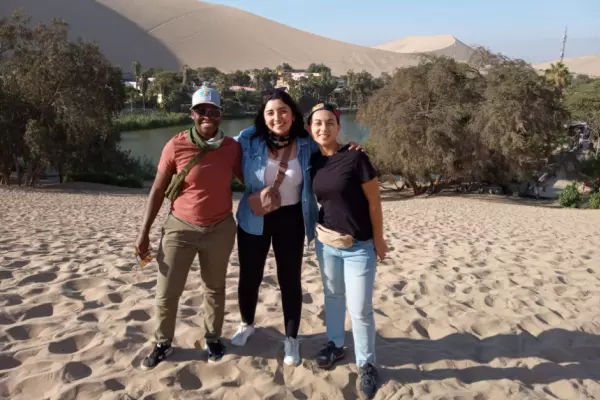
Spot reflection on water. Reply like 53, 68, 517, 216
120, 113, 369, 164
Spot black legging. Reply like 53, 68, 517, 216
237, 202, 305, 338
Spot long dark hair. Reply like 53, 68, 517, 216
252, 89, 308, 151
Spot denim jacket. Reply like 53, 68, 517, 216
234, 126, 319, 243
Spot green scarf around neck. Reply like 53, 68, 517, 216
188, 126, 225, 150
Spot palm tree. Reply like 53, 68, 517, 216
139, 72, 149, 109
544, 62, 571, 91
132, 60, 142, 83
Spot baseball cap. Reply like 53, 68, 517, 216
190, 84, 222, 110
307, 103, 340, 124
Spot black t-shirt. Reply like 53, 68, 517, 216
310, 145, 377, 241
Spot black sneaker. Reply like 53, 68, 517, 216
140, 341, 173, 370
205, 340, 225, 362
314, 341, 345, 369
359, 363, 378, 399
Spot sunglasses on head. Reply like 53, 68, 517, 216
192, 107, 222, 118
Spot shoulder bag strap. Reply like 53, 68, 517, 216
271, 144, 294, 190
180, 148, 208, 178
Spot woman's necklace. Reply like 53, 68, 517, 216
268, 131, 292, 149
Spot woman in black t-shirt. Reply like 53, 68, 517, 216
307, 103, 387, 399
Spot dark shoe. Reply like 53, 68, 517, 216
314, 341, 345, 369
205, 340, 225, 362
359, 363, 378, 399
140, 341, 173, 370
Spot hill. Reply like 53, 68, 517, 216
0, 0, 421, 76
534, 55, 600, 77
374, 34, 473, 61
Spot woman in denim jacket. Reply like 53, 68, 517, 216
231, 90, 359, 366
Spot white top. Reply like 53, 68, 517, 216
264, 158, 303, 206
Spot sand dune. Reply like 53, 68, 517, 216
374, 34, 473, 61
1, 184, 600, 399
0, 0, 421, 76
534, 55, 600, 78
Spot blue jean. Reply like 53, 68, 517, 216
315, 238, 377, 367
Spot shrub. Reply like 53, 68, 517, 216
581, 155, 600, 177
558, 182, 583, 208
590, 192, 600, 209
118, 112, 190, 131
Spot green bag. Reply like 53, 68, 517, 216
164, 149, 207, 202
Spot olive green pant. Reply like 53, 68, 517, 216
154, 213, 236, 344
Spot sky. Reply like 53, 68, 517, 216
206, 0, 600, 63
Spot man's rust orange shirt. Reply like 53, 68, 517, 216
157, 131, 242, 226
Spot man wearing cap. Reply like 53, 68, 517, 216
136, 85, 243, 369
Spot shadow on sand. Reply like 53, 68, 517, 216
151, 326, 600, 395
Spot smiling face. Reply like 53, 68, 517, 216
264, 99, 293, 136
309, 110, 341, 147
191, 104, 222, 138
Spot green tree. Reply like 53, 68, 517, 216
358, 57, 483, 194
132, 60, 142, 83
358, 54, 568, 194
215, 73, 230, 95
229, 70, 251, 87
544, 61, 572, 91
565, 80, 600, 151
473, 59, 569, 184
196, 67, 222, 83
307, 63, 331, 74
1, 11, 125, 185
276, 63, 293, 72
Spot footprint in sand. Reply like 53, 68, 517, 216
18, 272, 58, 286
104, 378, 126, 392
393, 280, 407, 292
0, 270, 13, 280
82, 300, 104, 311
61, 361, 92, 383
183, 294, 204, 307
302, 293, 313, 304
4, 260, 30, 269
22, 303, 53, 321
7, 322, 55, 341
77, 312, 99, 323
411, 319, 430, 339
107, 293, 123, 304
0, 294, 23, 307
48, 331, 98, 354
62, 277, 107, 292
179, 308, 197, 318
0, 354, 21, 370
124, 309, 151, 322
174, 365, 203, 390
142, 391, 177, 400
554, 286, 568, 296
134, 280, 156, 290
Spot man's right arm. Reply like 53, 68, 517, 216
139, 170, 171, 237
136, 140, 175, 252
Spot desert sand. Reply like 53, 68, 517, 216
0, 0, 423, 76
374, 35, 474, 62
1, 184, 600, 400
534, 55, 600, 78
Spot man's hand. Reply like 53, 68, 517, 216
135, 232, 150, 256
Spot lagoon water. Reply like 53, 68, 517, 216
120, 113, 369, 164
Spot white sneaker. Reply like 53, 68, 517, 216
283, 337, 301, 366
231, 323, 255, 347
